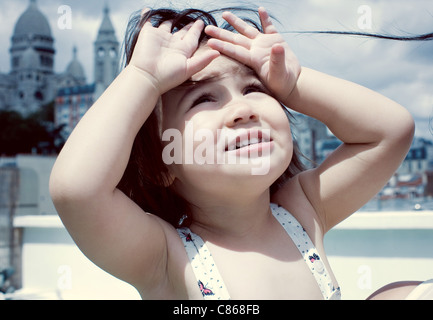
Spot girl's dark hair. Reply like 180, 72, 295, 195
117, 7, 305, 228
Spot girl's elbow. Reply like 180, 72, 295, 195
49, 168, 91, 208
49, 171, 77, 207
397, 108, 415, 143
387, 106, 415, 150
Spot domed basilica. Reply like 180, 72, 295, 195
0, 0, 119, 135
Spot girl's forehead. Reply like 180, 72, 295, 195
191, 53, 256, 83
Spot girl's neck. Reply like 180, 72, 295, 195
188, 190, 272, 243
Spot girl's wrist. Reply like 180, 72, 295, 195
278, 67, 303, 109
124, 64, 163, 96
96, 65, 161, 123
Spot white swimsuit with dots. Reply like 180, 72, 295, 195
177, 203, 341, 300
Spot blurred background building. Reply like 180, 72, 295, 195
0, 0, 119, 141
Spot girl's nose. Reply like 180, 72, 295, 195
225, 101, 259, 127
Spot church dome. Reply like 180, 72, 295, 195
66, 60, 85, 80
13, 0, 52, 38
65, 47, 86, 84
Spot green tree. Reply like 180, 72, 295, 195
0, 102, 65, 156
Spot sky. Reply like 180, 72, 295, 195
1, 0, 432, 139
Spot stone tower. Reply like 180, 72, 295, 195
94, 4, 119, 90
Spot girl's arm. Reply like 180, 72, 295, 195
50, 66, 163, 289
49, 19, 218, 291
206, 8, 414, 233
285, 67, 414, 232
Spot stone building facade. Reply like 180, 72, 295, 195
0, 0, 120, 135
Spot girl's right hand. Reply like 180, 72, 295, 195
129, 14, 219, 95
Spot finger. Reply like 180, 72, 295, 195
222, 11, 261, 39
159, 20, 173, 32
139, 20, 155, 35
142, 20, 153, 29
186, 49, 220, 76
268, 44, 287, 84
258, 7, 278, 34
173, 21, 195, 39
207, 38, 251, 65
182, 19, 205, 43
205, 25, 251, 49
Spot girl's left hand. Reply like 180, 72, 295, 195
205, 7, 300, 104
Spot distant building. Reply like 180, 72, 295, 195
398, 137, 433, 175
293, 115, 433, 200
54, 4, 120, 139
316, 138, 342, 163
58, 46, 87, 88
292, 113, 334, 167
378, 138, 433, 199
0, 0, 119, 139
55, 84, 96, 138
0, 0, 56, 115
94, 5, 120, 90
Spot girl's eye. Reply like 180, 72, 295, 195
190, 94, 215, 108
243, 83, 266, 95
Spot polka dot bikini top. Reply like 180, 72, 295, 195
177, 203, 341, 300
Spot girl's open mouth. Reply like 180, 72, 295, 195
225, 129, 273, 156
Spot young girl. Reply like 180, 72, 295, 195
49, 7, 418, 299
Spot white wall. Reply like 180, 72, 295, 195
16, 155, 57, 216
14, 216, 140, 300
325, 211, 433, 299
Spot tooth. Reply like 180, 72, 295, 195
228, 144, 236, 151
249, 138, 259, 145
240, 139, 249, 147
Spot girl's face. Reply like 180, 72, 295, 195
160, 46, 293, 201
